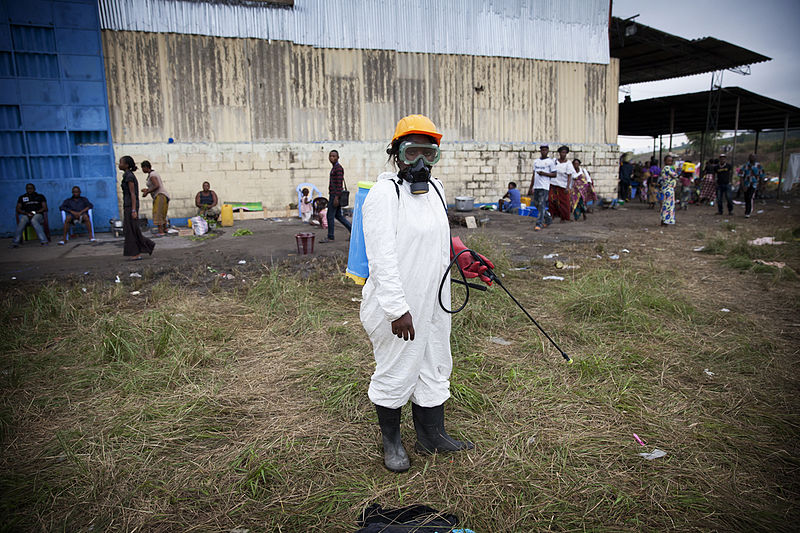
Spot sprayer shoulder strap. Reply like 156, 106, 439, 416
392, 178, 448, 213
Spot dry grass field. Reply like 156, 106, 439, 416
1, 210, 799, 531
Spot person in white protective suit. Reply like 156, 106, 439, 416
360, 115, 493, 472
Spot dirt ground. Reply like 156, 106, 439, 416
2, 197, 798, 285
4, 196, 799, 354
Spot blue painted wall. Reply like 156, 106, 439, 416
0, 0, 117, 237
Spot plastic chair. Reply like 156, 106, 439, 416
61, 208, 95, 241
296, 183, 321, 218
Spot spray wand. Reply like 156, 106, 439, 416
440, 248, 573, 364
428, 183, 571, 363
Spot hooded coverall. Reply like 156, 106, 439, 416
360, 172, 451, 409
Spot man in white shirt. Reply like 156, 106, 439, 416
550, 145, 578, 222
528, 144, 555, 230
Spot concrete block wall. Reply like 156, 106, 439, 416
114, 141, 619, 219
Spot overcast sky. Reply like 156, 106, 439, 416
612, 0, 800, 153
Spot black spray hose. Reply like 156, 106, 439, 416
428, 180, 572, 363
437, 247, 573, 365
431, 181, 487, 315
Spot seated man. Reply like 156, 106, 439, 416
195, 181, 220, 219
59, 186, 95, 244
498, 181, 522, 214
11, 183, 48, 247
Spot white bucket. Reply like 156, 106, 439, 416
455, 196, 474, 212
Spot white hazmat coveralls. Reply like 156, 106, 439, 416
360, 172, 452, 409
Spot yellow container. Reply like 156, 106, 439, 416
220, 204, 234, 227
520, 196, 531, 207
187, 218, 192, 227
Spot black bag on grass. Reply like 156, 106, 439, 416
356, 503, 460, 532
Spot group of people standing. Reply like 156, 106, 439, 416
637, 152, 766, 227
700, 153, 765, 218
526, 144, 597, 230
118, 156, 223, 260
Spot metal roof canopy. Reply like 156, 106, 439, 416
610, 17, 770, 85
619, 87, 800, 137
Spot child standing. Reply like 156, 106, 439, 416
300, 187, 313, 223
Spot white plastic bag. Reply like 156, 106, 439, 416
191, 216, 208, 236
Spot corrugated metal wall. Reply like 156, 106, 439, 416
0, 0, 118, 236
103, 32, 619, 145
99, 0, 610, 65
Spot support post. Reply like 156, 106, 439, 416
700, 130, 706, 168
754, 130, 760, 155
778, 114, 789, 199
659, 134, 662, 164
731, 96, 740, 167
653, 137, 656, 161
669, 107, 674, 151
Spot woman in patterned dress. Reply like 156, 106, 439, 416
570, 159, 593, 220
658, 155, 678, 226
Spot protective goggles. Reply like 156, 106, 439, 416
398, 141, 440, 166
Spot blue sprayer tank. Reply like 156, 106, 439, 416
346, 181, 375, 285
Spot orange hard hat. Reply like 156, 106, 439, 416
391, 114, 442, 145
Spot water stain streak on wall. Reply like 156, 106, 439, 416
103, 31, 619, 146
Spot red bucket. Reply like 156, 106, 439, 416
295, 232, 315, 255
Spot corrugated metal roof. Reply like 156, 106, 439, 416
98, 0, 610, 64
619, 87, 800, 136
610, 17, 770, 85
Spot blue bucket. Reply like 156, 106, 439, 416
345, 181, 374, 285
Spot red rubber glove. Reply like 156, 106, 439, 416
451, 236, 495, 285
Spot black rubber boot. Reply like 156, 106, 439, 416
412, 403, 474, 455
374, 404, 410, 473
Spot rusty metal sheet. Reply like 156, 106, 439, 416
103, 32, 618, 145
429, 54, 473, 141
248, 39, 289, 141
102, 31, 164, 142
327, 76, 361, 141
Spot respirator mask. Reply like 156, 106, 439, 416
397, 141, 440, 194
